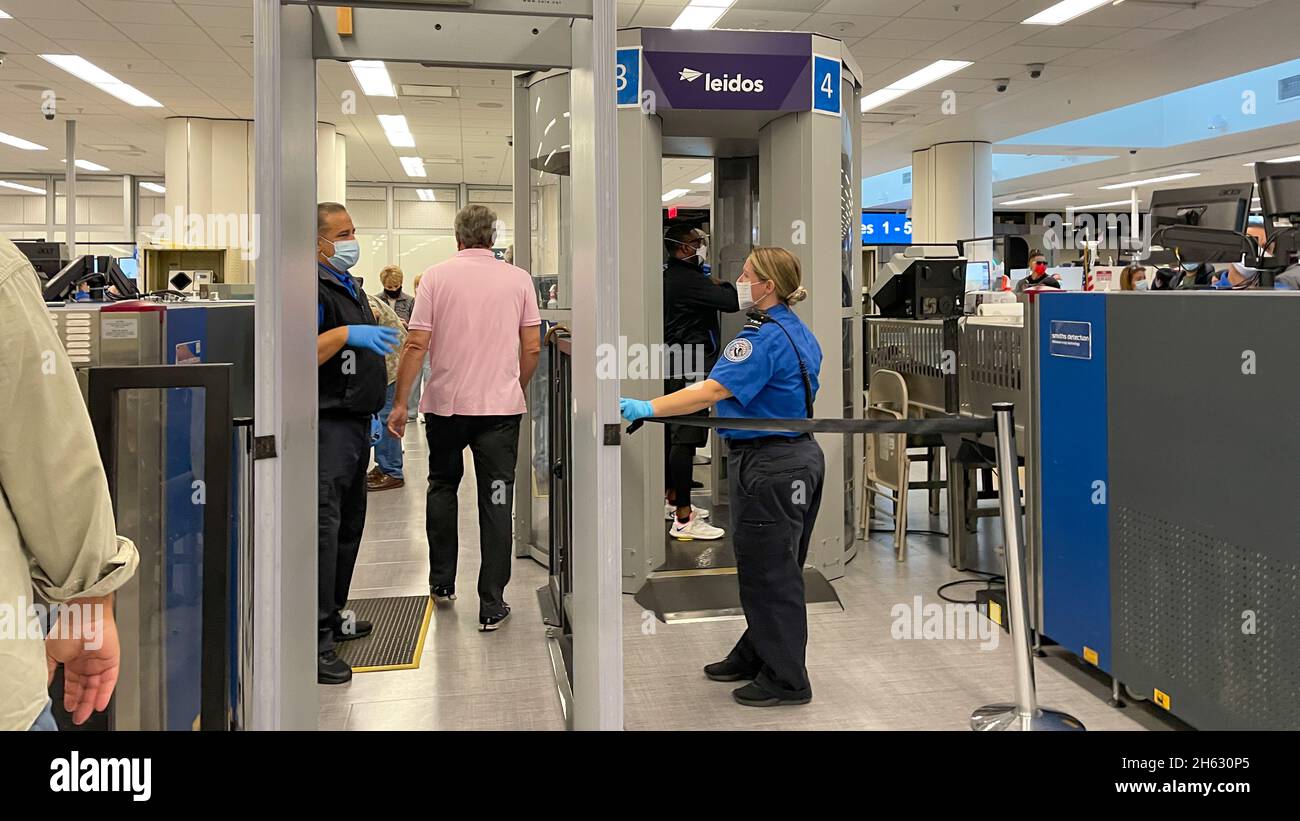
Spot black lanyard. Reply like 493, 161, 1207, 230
747, 309, 813, 419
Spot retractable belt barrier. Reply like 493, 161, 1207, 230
625, 402, 1084, 732
626, 415, 995, 436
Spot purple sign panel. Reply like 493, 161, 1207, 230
640, 28, 812, 112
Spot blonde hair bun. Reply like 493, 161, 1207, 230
786, 285, 809, 304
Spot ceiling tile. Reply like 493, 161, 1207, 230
904, 0, 1017, 20
24, 19, 123, 40
873, 17, 970, 40
982, 44, 1076, 63
1020, 25, 1126, 49
1149, 4, 1241, 29
0, 0, 96, 19
795, 13, 892, 39
718, 8, 813, 30
818, 0, 923, 14
116, 22, 218, 45
81, 0, 192, 24
852, 37, 936, 60
142, 42, 231, 60
177, 3, 251, 27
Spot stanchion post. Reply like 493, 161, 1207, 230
970, 403, 1084, 731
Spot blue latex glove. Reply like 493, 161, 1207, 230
347, 324, 400, 355
620, 397, 654, 423
369, 415, 383, 446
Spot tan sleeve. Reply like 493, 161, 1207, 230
0, 246, 139, 602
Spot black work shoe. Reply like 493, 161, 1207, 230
704, 659, 758, 682
318, 650, 352, 685
431, 586, 457, 605
333, 618, 372, 642
480, 606, 511, 632
731, 681, 811, 707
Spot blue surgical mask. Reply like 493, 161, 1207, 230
322, 237, 360, 271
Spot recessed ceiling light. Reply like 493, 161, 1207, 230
399, 84, 457, 98
999, 193, 1072, 206
861, 60, 972, 112
400, 156, 426, 177
691, 172, 712, 185
1098, 172, 1200, 190
1023, 0, 1112, 26
1069, 199, 1137, 210
662, 188, 690, 202
672, 0, 735, 31
140, 182, 165, 193
0, 131, 47, 151
0, 9, 10, 19
350, 60, 396, 97
1244, 154, 1300, 166
61, 158, 109, 172
40, 54, 162, 107
416, 188, 435, 201
0, 180, 47, 194
377, 114, 415, 147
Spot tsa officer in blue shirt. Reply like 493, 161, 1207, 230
621, 246, 825, 707
314, 202, 400, 684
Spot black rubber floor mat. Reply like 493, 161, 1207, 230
335, 596, 433, 672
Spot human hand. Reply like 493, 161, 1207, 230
387, 404, 408, 439
619, 397, 654, 423
45, 596, 120, 726
347, 324, 400, 355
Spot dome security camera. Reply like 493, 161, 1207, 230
1028, 63, 1044, 80
995, 78, 1010, 93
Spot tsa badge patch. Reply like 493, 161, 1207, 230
724, 338, 753, 363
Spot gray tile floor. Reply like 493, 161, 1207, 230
321, 428, 1175, 732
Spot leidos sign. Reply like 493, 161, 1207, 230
639, 28, 814, 112
679, 67, 767, 94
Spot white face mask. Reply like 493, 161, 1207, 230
737, 280, 754, 310
695, 243, 708, 264
1134, 279, 1149, 291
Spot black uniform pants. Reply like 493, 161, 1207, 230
318, 414, 371, 655
424, 413, 522, 620
724, 434, 825, 698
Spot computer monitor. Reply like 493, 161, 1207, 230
14, 240, 63, 279
1149, 183, 1253, 233
964, 261, 991, 292
117, 256, 139, 281
1255, 160, 1300, 222
42, 254, 140, 302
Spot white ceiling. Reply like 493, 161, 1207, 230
0, 0, 1290, 204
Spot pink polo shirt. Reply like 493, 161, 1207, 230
409, 248, 541, 416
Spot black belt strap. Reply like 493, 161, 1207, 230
627, 414, 995, 436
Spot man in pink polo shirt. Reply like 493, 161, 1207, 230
387, 204, 542, 632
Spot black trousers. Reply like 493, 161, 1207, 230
724, 434, 825, 698
318, 414, 371, 654
424, 413, 522, 620
662, 376, 708, 508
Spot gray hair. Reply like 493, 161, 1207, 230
455, 204, 497, 249
317, 201, 347, 233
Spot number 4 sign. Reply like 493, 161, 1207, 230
812, 54, 841, 117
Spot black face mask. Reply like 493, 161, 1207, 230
383, 287, 402, 299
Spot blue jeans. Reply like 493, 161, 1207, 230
29, 700, 57, 731
375, 382, 404, 479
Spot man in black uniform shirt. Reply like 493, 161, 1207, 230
662, 224, 740, 539
315, 202, 400, 683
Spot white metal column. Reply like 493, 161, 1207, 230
252, 0, 319, 730
568, 7, 622, 731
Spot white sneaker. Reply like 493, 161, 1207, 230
664, 502, 710, 520
669, 513, 725, 541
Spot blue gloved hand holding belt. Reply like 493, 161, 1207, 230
619, 397, 654, 423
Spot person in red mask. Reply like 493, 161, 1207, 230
1014, 250, 1061, 293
